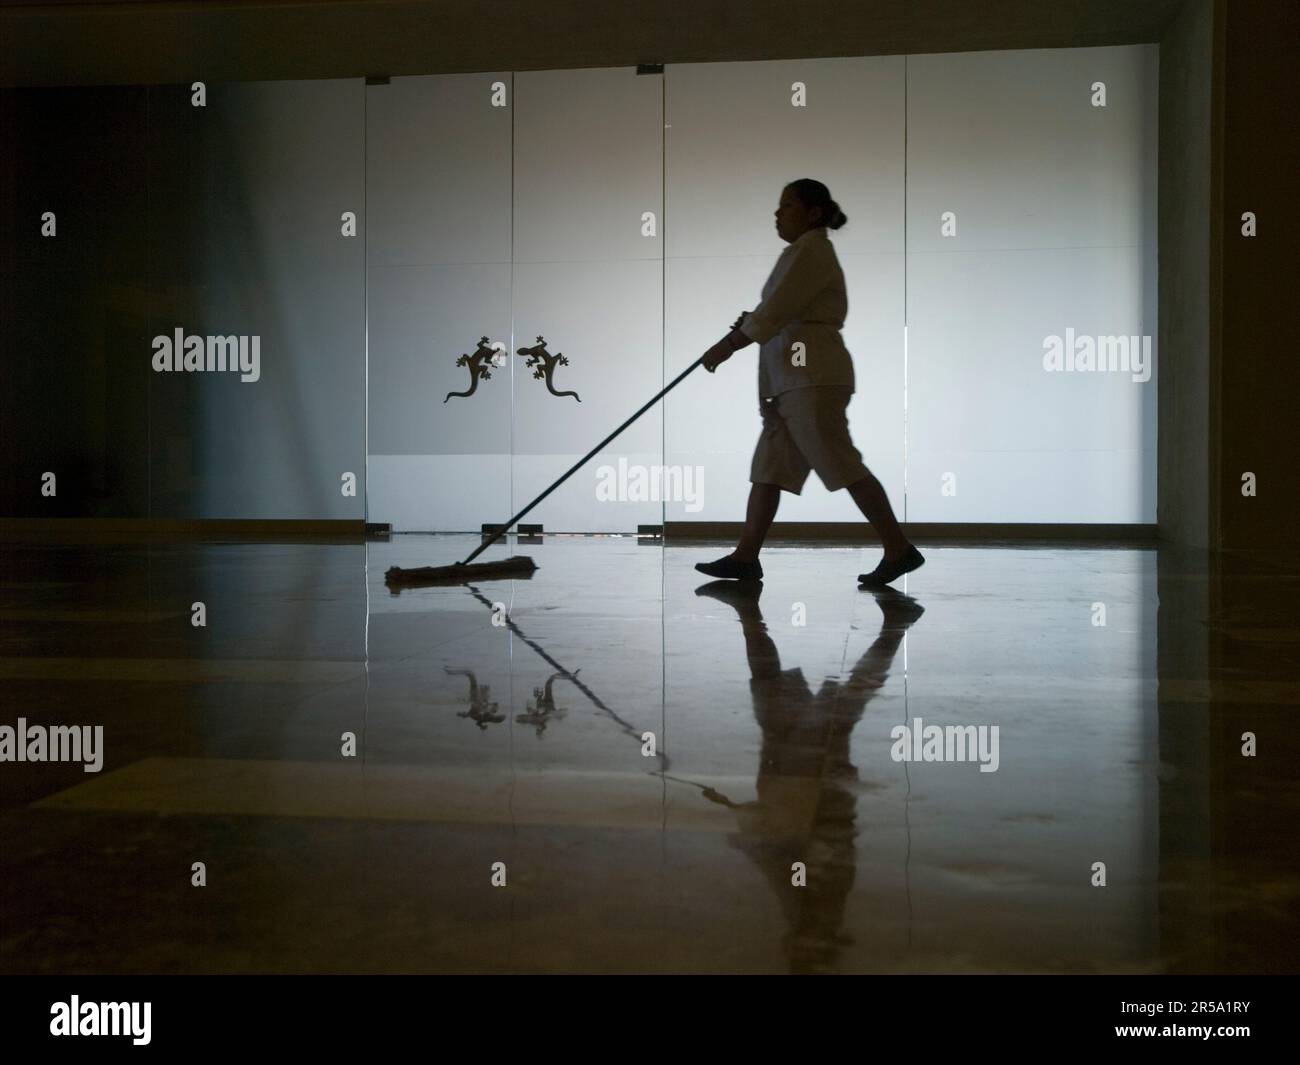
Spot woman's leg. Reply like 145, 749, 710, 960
780, 387, 911, 564
846, 471, 911, 561
733, 482, 782, 561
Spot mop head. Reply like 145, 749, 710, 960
384, 555, 538, 588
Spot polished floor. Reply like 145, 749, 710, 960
1, 534, 1297, 974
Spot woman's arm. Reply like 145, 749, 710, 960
702, 317, 754, 372
725, 323, 754, 352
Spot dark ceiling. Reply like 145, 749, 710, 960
1, 0, 1189, 88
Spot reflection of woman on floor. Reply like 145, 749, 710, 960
695, 580, 923, 973
698, 179, 925, 589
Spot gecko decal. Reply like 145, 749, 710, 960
517, 335, 581, 402
444, 336, 501, 403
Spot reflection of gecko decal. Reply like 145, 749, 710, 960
444, 336, 499, 403
517, 670, 575, 737
517, 336, 581, 402
445, 667, 506, 729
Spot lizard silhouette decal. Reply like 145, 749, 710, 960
444, 336, 503, 403
516, 335, 582, 402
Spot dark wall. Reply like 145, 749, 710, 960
0, 88, 154, 516
1217, 0, 1300, 551
1204, 0, 1300, 972
0, 81, 367, 520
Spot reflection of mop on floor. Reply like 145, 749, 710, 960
659, 773, 741, 808
459, 584, 651, 753
453, 583, 726, 795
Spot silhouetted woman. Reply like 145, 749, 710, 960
697, 179, 925, 588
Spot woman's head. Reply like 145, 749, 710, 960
775, 179, 848, 242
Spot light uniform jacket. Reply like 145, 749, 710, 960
740, 226, 856, 400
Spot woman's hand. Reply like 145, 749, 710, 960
702, 340, 733, 373
703, 314, 749, 373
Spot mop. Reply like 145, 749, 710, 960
385, 353, 707, 587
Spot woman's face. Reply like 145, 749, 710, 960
774, 187, 821, 243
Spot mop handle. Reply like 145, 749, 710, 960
460, 353, 708, 566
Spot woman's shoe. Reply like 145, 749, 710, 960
857, 545, 925, 588
694, 554, 764, 581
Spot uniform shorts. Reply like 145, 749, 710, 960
750, 385, 870, 494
